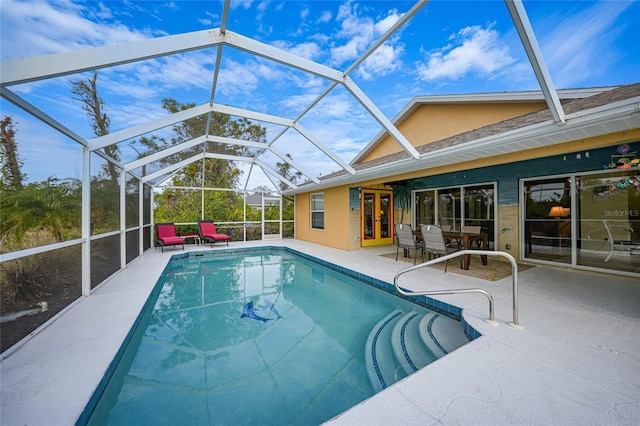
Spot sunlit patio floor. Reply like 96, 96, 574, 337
1, 240, 639, 425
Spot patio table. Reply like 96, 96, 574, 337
443, 231, 489, 270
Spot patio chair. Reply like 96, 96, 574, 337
198, 220, 231, 247
439, 224, 460, 248
462, 225, 483, 249
394, 223, 423, 265
420, 224, 462, 272
155, 223, 185, 253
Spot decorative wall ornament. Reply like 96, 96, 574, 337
609, 176, 640, 190
605, 144, 639, 170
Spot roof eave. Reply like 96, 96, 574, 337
350, 86, 620, 165
286, 97, 640, 195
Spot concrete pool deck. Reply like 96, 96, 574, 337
1, 240, 639, 425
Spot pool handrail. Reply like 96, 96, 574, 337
393, 250, 522, 328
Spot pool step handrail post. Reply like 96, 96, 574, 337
393, 250, 521, 328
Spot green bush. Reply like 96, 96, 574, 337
0, 252, 72, 306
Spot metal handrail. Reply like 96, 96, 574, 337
393, 250, 522, 328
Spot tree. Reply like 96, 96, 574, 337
272, 155, 299, 234
71, 71, 124, 233
158, 98, 266, 189
0, 116, 25, 190
275, 154, 303, 191
1, 178, 81, 246
252, 185, 273, 194
71, 70, 120, 184
153, 99, 269, 223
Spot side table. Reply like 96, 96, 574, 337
181, 234, 201, 245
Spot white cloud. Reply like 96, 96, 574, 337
359, 42, 405, 80
93, 2, 114, 20
330, 2, 375, 65
273, 41, 322, 61
374, 9, 402, 34
417, 24, 515, 81
217, 60, 261, 96
318, 10, 332, 24
0, 0, 149, 59
230, 0, 253, 11
328, 2, 405, 80
257, 1, 270, 12
331, 37, 366, 65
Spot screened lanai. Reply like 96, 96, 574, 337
1, 0, 639, 353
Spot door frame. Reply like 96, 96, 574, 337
361, 188, 394, 247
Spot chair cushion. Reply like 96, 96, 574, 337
199, 221, 230, 241
157, 224, 177, 238
199, 221, 217, 234
202, 233, 230, 241
159, 236, 184, 245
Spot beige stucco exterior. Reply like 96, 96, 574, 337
295, 187, 352, 250
359, 102, 548, 163
294, 117, 640, 252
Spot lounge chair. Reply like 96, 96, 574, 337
155, 223, 185, 252
198, 220, 231, 247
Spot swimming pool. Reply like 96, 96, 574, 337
80, 248, 475, 425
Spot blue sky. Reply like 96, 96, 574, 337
1, 0, 639, 187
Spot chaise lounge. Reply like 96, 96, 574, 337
198, 220, 231, 247
155, 223, 185, 252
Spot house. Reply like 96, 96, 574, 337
291, 83, 640, 277
245, 192, 280, 210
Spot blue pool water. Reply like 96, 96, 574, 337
82, 248, 472, 425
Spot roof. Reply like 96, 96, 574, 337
245, 193, 279, 207
294, 82, 640, 191
351, 86, 618, 164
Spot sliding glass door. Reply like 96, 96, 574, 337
414, 183, 496, 247
523, 177, 572, 264
464, 184, 495, 248
437, 188, 461, 231
522, 171, 639, 276
576, 172, 639, 272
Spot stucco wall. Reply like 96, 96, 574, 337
293, 131, 639, 253
360, 102, 547, 163
295, 186, 352, 250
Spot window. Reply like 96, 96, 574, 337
310, 193, 324, 230
414, 183, 496, 246
523, 177, 572, 264
522, 171, 640, 276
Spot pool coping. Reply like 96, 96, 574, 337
2, 239, 639, 425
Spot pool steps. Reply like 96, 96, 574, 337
392, 312, 436, 376
365, 309, 469, 392
418, 311, 470, 358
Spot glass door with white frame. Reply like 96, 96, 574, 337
438, 188, 461, 231
523, 177, 572, 264
576, 171, 640, 273
464, 185, 495, 249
